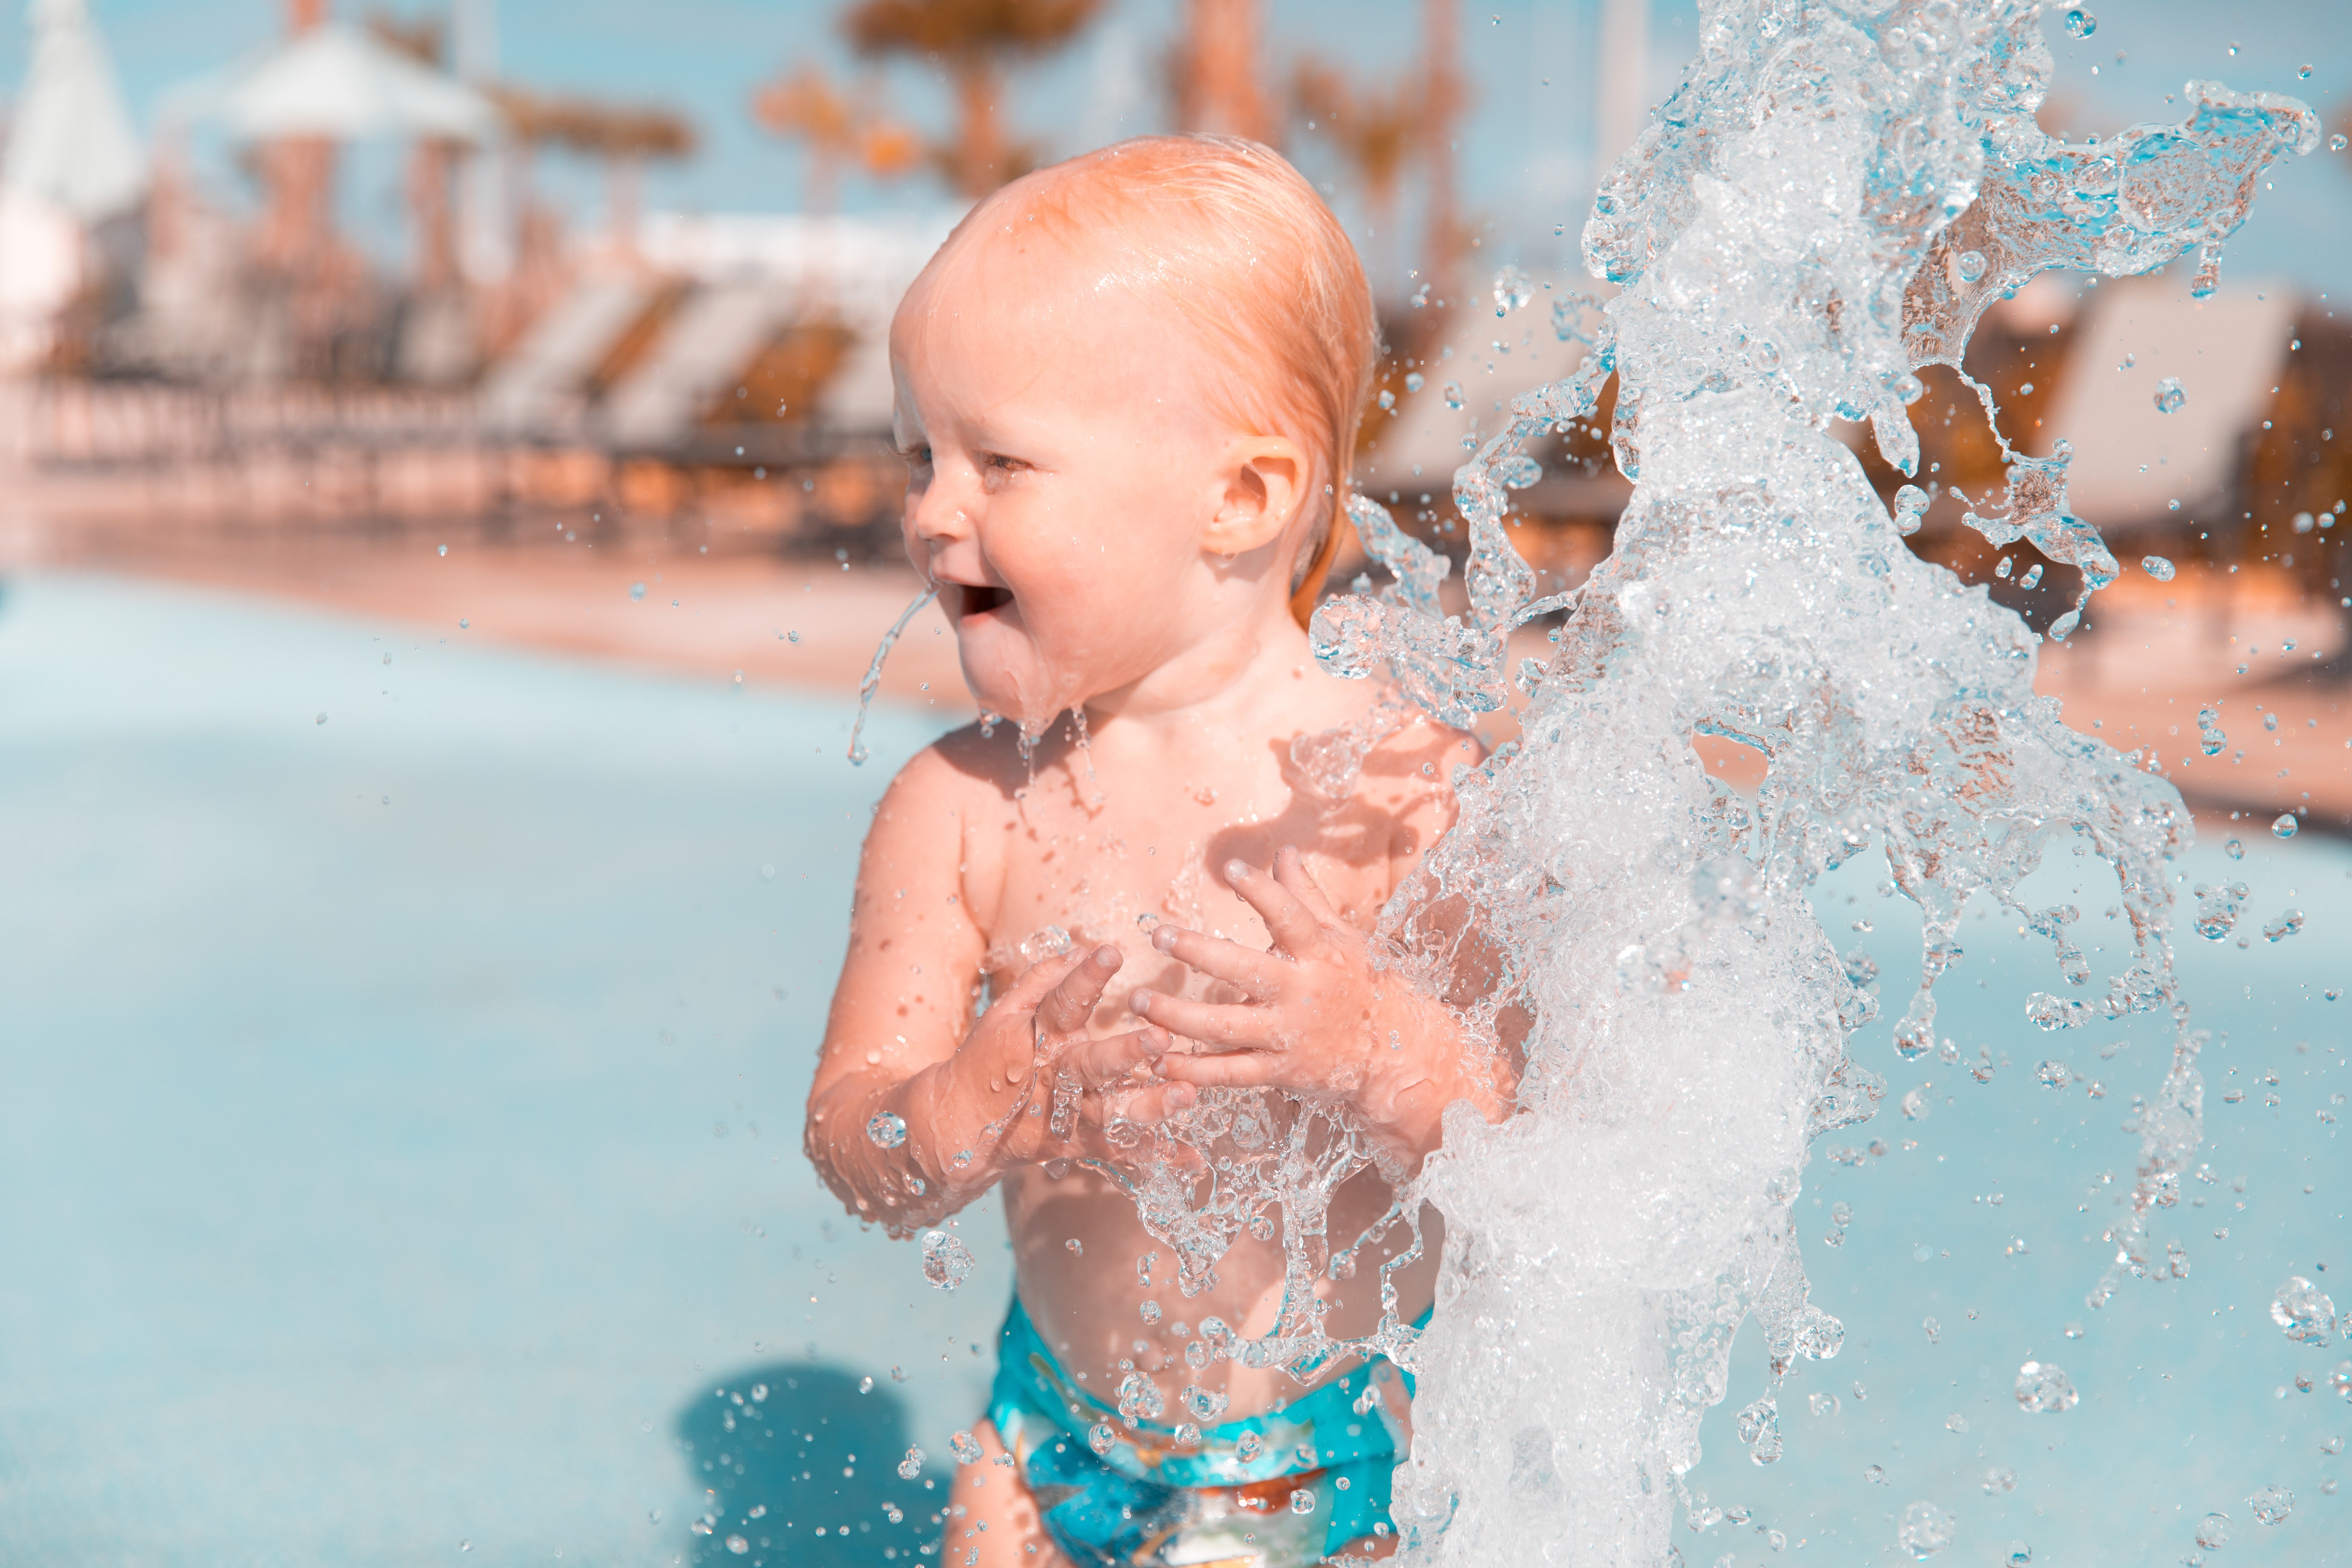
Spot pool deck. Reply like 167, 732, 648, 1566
34, 526, 2351, 833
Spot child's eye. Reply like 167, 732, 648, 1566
899, 445, 933, 468
978, 452, 1029, 489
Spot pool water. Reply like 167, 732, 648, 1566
0, 571, 2341, 1565
0, 572, 996, 1567
1680, 825, 2350, 1562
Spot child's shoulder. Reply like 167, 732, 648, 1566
1338, 693, 1483, 804
881, 720, 1027, 816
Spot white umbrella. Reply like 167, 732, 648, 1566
212, 23, 500, 145
1, 0, 146, 220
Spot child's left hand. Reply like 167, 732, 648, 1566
1126, 847, 1467, 1156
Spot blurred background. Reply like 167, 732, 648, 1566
0, 2, 2347, 1565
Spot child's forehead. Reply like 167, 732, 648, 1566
894, 220, 1221, 394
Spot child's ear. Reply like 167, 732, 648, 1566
1202, 437, 1306, 558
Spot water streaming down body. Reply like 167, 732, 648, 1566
1070, 0, 2318, 1560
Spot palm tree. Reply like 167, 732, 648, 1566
750, 63, 922, 212
1291, 60, 1420, 264
507, 93, 698, 262
841, 0, 1102, 200
1173, 0, 1270, 142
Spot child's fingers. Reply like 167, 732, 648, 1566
1271, 846, 1346, 927
1036, 945, 1125, 1036
1127, 988, 1275, 1049
1149, 924, 1285, 998
1096, 1078, 1199, 1124
1153, 1050, 1282, 1089
1002, 948, 1093, 1015
1059, 1025, 1168, 1086
1220, 859, 1324, 955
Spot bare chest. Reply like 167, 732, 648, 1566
968, 752, 1396, 1017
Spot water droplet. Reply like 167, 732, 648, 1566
315, 712, 327, 725
920, 1230, 975, 1290
1898, 1499, 1958, 1558
458, 618, 470, 630
1140, 1300, 1162, 1324
950, 1430, 983, 1463
2273, 813, 2299, 839
1893, 483, 1930, 536
1443, 380, 1465, 410
1492, 265, 1533, 313
2015, 1360, 2079, 1413
2334, 134, 2350, 153
2196, 1512, 2229, 1549
2272, 1276, 2336, 1343
1808, 1391, 1841, 1416
2006, 1543, 2032, 1567
1735, 1396, 1782, 1463
2064, 7, 2095, 37
898, 1446, 924, 1479
2248, 1485, 2294, 1525
1498, 455, 1542, 490
1290, 1486, 1318, 1514
1865, 1463, 1886, 1484
438, 544, 449, 557
1378, 389, 1398, 411
2225, 838, 2244, 859
2140, 554, 2175, 581
630, 582, 646, 602
725, 1534, 749, 1554
1984, 1467, 2018, 1494
2037, 1060, 2072, 1090
2262, 910, 2305, 942
2153, 376, 2187, 413
1405, 371, 1426, 394
1914, 1244, 1935, 1263
858, 1374, 874, 1393
1089, 1421, 1117, 1456
867, 1112, 908, 1148
1955, 249, 1988, 283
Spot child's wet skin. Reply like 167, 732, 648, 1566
804, 138, 1513, 1566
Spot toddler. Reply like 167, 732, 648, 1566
806, 135, 1504, 1568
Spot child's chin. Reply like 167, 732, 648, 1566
954, 654, 1031, 722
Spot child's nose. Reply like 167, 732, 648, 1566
907, 476, 978, 544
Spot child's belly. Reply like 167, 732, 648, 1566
996, 1162, 1437, 1421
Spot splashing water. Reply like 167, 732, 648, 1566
1320, 4, 2312, 1558
847, 585, 937, 765
1068, 0, 2319, 1561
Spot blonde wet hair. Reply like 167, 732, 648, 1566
931, 134, 1378, 629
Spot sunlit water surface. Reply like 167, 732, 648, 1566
0, 572, 2341, 1564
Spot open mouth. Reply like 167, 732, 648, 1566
952, 583, 1013, 618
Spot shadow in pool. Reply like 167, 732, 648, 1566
675, 1362, 944, 1566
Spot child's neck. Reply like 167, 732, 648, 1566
1082, 596, 1316, 742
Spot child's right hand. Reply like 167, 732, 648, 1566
938, 945, 1196, 1186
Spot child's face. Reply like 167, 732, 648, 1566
888, 224, 1296, 726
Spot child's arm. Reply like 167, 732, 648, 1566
1128, 846, 1512, 1168
805, 750, 1186, 1233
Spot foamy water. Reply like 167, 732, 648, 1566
1128, 1, 2325, 1560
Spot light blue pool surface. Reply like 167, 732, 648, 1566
1, 570, 2343, 1565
